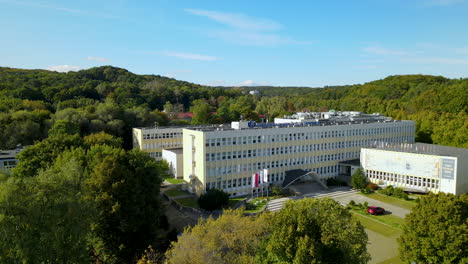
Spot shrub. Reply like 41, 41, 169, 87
366, 183, 379, 191
198, 189, 230, 211
271, 185, 282, 196
361, 187, 371, 194
351, 168, 367, 189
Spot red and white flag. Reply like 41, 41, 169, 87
252, 173, 259, 188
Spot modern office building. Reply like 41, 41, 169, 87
182, 112, 415, 196
132, 126, 185, 160
133, 125, 226, 160
361, 143, 468, 195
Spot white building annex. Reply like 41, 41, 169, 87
361, 143, 468, 195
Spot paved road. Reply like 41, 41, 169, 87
266, 187, 358, 212
267, 187, 410, 218
331, 193, 410, 218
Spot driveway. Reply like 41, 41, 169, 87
331, 193, 410, 218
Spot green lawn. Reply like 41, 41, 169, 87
377, 255, 403, 264
175, 197, 199, 209
352, 213, 402, 238
165, 178, 185, 184
164, 188, 189, 197
228, 197, 245, 208
245, 198, 267, 213
350, 207, 405, 229
359, 192, 416, 211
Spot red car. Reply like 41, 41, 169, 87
367, 206, 385, 215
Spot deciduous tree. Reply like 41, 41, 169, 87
398, 193, 468, 264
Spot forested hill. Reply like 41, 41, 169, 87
0, 66, 466, 149
281, 75, 467, 147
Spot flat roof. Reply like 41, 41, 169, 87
187, 119, 410, 132
364, 143, 467, 159
162, 147, 183, 154
0, 148, 23, 159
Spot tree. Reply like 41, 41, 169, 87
85, 146, 167, 263
165, 210, 271, 264
197, 189, 230, 211
12, 133, 83, 178
0, 149, 93, 263
257, 198, 370, 264
351, 168, 367, 190
191, 99, 210, 125
398, 193, 468, 264
83, 131, 123, 148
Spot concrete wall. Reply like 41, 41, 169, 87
162, 149, 184, 179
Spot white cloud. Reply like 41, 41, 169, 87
1, 0, 119, 19
237, 80, 270, 86
185, 8, 282, 31
363, 46, 409, 56
205, 80, 226, 86
46, 65, 83, 72
402, 57, 468, 65
211, 30, 311, 46
87, 56, 109, 62
239, 80, 256, 86
161, 51, 220, 61
185, 8, 309, 46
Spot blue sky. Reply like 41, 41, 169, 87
1, 0, 468, 86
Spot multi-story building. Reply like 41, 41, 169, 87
132, 126, 185, 160
361, 143, 468, 195
182, 112, 415, 196
133, 125, 227, 160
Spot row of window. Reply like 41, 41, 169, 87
205, 165, 341, 191
203, 136, 414, 162
206, 156, 352, 177
204, 126, 413, 147
148, 152, 162, 158
143, 142, 182, 150
205, 140, 384, 162
0, 160, 17, 170
206, 172, 285, 190
366, 170, 439, 189
143, 131, 182, 140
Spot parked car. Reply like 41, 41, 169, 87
367, 206, 385, 215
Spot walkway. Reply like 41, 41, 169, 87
266, 187, 358, 212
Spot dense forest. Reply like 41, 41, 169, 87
0, 66, 466, 149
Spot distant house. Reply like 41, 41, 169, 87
0, 146, 24, 173
175, 112, 194, 122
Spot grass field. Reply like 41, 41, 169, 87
165, 178, 185, 184
377, 255, 403, 264
351, 208, 405, 229
228, 197, 245, 208
353, 213, 403, 263
352, 213, 402, 238
175, 197, 199, 208
359, 193, 416, 211
164, 188, 189, 197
